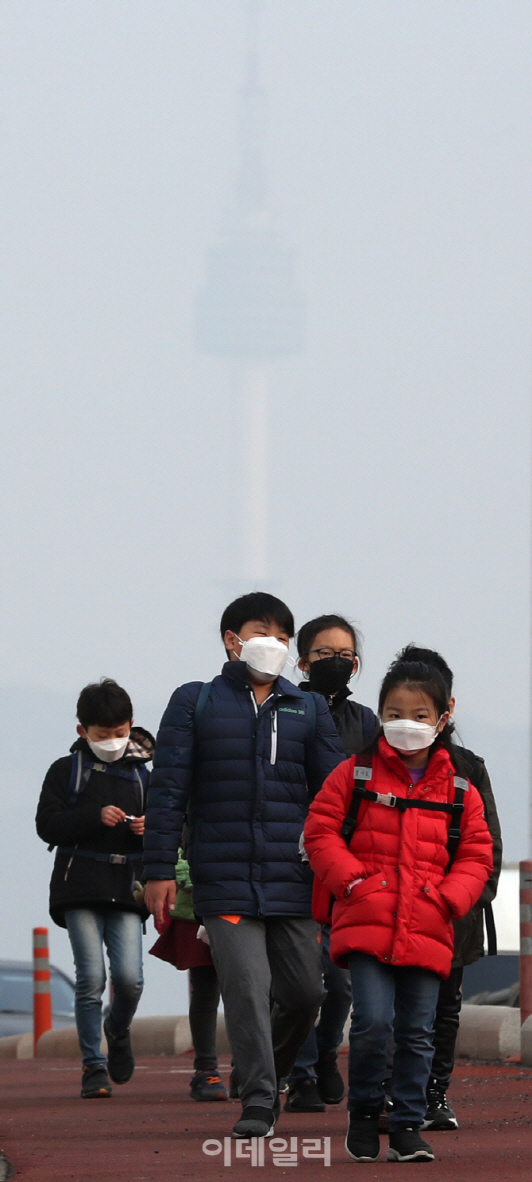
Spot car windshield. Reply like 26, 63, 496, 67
0, 969, 75, 1018
0, 972, 33, 1013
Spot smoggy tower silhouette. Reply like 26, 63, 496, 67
195, 0, 306, 581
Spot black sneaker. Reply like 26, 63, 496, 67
232, 1106, 276, 1138
80, 1064, 112, 1098
421, 1083, 458, 1130
284, 1078, 326, 1112
0, 1152, 14, 1181
345, 1111, 381, 1162
387, 1125, 434, 1162
103, 1017, 134, 1084
190, 1071, 228, 1101
316, 1052, 345, 1104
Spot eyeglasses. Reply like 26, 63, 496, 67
307, 647, 357, 661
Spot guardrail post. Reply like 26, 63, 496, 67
33, 926, 52, 1052
519, 861, 532, 1028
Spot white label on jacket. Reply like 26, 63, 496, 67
354, 765, 373, 781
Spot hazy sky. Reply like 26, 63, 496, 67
1, 0, 531, 1015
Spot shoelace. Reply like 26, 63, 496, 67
427, 1090, 447, 1108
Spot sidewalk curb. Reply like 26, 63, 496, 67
0, 1004, 522, 1062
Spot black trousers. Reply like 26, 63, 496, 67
429, 966, 463, 1089
189, 963, 221, 1072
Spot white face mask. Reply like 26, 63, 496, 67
236, 635, 291, 682
383, 718, 441, 753
87, 735, 130, 763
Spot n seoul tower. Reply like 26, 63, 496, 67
195, 0, 306, 582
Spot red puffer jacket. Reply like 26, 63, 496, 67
304, 738, 493, 978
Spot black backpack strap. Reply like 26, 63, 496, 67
304, 691, 317, 734
194, 681, 212, 728
340, 761, 373, 845
360, 705, 376, 748
444, 776, 468, 873
484, 901, 497, 956
341, 765, 468, 863
67, 750, 92, 805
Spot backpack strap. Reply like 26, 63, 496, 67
360, 705, 376, 748
304, 691, 317, 735
67, 751, 148, 805
340, 758, 374, 845
57, 847, 140, 865
194, 681, 212, 728
67, 750, 92, 805
340, 763, 467, 868
484, 901, 497, 956
444, 776, 468, 873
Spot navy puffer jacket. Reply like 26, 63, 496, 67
144, 661, 344, 917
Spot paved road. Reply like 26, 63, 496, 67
1, 1054, 531, 1180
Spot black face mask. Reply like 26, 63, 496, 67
307, 655, 354, 698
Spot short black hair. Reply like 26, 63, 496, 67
297, 614, 360, 660
395, 643, 453, 697
220, 592, 294, 643
76, 679, 133, 730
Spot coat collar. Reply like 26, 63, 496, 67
221, 660, 305, 700
299, 681, 352, 709
377, 734, 453, 784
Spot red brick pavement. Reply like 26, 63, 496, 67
1, 1054, 531, 1181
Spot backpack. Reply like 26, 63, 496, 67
314, 753, 470, 925
67, 748, 148, 805
448, 746, 497, 956
341, 749, 497, 956
47, 750, 148, 862
341, 754, 467, 871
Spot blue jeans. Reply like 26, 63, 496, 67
348, 952, 440, 1129
65, 908, 143, 1067
288, 927, 352, 1083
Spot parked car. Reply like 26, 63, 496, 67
0, 959, 76, 1037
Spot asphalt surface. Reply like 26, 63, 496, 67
1, 1053, 531, 1180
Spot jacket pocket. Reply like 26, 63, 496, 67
348, 871, 390, 903
421, 880, 451, 920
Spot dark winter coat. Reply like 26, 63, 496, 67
450, 746, 502, 967
36, 729, 153, 928
143, 660, 344, 918
305, 738, 493, 978
300, 683, 378, 759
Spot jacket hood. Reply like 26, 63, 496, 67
70, 726, 155, 763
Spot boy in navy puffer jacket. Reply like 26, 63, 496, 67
144, 592, 344, 1139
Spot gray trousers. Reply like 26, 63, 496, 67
204, 915, 325, 1109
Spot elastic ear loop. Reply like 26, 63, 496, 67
349, 657, 361, 682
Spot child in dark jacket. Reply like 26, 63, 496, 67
285, 614, 377, 1113
36, 678, 152, 1099
143, 591, 344, 1140
304, 660, 493, 1164
393, 644, 502, 1132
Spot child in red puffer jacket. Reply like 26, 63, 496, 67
304, 660, 493, 1165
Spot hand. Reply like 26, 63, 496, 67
101, 805, 127, 827
129, 815, 145, 836
144, 880, 177, 927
